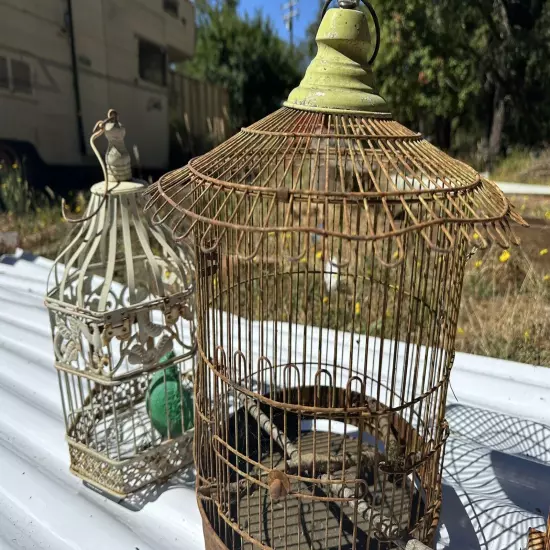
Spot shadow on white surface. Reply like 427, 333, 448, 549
437, 403, 549, 550
87, 466, 197, 512
0, 249, 39, 265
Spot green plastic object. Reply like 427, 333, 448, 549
146, 350, 194, 439
284, 7, 390, 115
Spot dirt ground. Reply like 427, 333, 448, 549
508, 194, 550, 267
514, 217, 550, 268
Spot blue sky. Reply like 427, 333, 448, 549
237, 0, 320, 44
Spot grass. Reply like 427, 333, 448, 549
0, 163, 87, 258
457, 246, 550, 366
0, 205, 69, 258
508, 194, 550, 220
491, 148, 550, 185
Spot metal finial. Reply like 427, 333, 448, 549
285, 2, 385, 113
104, 112, 132, 183
338, 0, 359, 7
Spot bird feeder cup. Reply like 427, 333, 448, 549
45, 111, 197, 499
147, 1, 525, 548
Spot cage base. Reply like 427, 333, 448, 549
238, 432, 420, 550
198, 382, 444, 550
68, 429, 194, 499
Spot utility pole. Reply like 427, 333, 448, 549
282, 0, 299, 48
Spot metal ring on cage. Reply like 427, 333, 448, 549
321, 0, 381, 66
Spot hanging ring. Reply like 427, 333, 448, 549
320, 0, 381, 65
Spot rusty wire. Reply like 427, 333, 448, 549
146, 105, 524, 549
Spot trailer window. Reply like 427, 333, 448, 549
11, 59, 32, 94
139, 39, 167, 87
0, 57, 8, 89
163, 0, 179, 17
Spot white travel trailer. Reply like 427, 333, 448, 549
0, 0, 227, 180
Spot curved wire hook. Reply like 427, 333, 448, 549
61, 110, 118, 224
321, 0, 381, 66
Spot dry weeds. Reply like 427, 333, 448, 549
457, 246, 550, 366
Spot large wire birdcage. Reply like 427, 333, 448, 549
45, 110, 197, 499
147, 1, 526, 548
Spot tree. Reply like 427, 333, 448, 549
473, 0, 550, 163
183, 0, 304, 130
304, 0, 550, 163
304, 1, 482, 150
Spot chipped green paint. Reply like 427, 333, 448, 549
284, 7, 390, 116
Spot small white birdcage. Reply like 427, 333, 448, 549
45, 110, 196, 498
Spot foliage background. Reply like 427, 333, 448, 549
182, 0, 304, 130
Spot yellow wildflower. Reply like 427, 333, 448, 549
281, 232, 292, 242
474, 260, 483, 268
457, 327, 464, 335
11, 163, 18, 169
323, 296, 329, 304
544, 274, 550, 282
268, 232, 275, 237
299, 257, 308, 264
473, 232, 479, 240
355, 302, 361, 315
499, 250, 511, 263
545, 211, 550, 220
316, 251, 323, 260
74, 205, 81, 214
393, 250, 399, 259
524, 330, 530, 342
540, 249, 548, 256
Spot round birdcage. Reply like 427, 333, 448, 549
147, 1, 526, 548
45, 111, 197, 499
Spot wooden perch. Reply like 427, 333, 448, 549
241, 394, 377, 476
394, 539, 432, 550
320, 472, 398, 538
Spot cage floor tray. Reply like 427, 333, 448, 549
236, 431, 423, 550
86, 402, 161, 460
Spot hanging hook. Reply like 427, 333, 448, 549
320, 0, 381, 65
61, 110, 118, 224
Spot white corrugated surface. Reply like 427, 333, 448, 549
1, 250, 549, 550
496, 182, 550, 196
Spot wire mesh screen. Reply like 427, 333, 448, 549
146, 108, 523, 549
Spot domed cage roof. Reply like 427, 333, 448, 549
46, 180, 195, 315
145, 1, 526, 267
